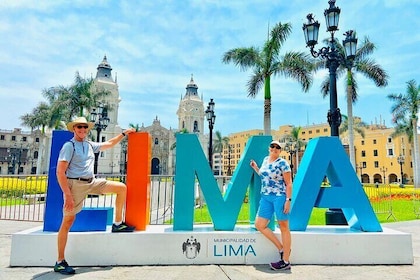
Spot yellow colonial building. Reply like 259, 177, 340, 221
222, 120, 414, 185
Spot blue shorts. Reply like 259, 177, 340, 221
257, 194, 289, 221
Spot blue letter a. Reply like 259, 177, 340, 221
290, 137, 382, 232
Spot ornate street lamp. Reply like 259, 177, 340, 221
119, 139, 128, 175
303, 1, 357, 136
90, 103, 110, 174
206, 99, 216, 170
397, 155, 405, 185
227, 144, 232, 176
285, 142, 297, 181
303, 0, 357, 225
380, 166, 387, 184
356, 162, 364, 183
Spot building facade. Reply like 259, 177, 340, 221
139, 117, 174, 175
221, 121, 416, 185
0, 128, 50, 175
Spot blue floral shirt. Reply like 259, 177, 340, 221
259, 156, 291, 196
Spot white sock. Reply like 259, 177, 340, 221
114, 221, 122, 226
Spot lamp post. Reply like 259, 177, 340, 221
109, 162, 116, 174
206, 98, 216, 170
285, 142, 297, 181
303, 0, 357, 225
380, 166, 387, 184
119, 140, 128, 175
227, 144, 232, 176
356, 162, 364, 183
397, 155, 405, 185
90, 104, 110, 175
303, 1, 357, 136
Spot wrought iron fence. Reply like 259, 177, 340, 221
0, 174, 231, 225
0, 175, 46, 221
3, 174, 415, 224
362, 183, 396, 221
414, 187, 420, 218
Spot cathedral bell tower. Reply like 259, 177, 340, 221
91, 55, 122, 174
176, 75, 205, 134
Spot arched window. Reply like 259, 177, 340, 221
155, 138, 159, 145
193, 121, 198, 132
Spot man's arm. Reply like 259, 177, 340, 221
99, 128, 136, 151
56, 160, 74, 211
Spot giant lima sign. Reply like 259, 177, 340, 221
173, 134, 382, 232
43, 132, 381, 233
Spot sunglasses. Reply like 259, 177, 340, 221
270, 144, 281, 150
76, 125, 89, 129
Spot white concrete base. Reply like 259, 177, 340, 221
10, 225, 413, 266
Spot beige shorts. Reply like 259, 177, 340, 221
64, 178, 112, 216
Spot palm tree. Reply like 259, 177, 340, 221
20, 113, 37, 131
20, 102, 52, 133
129, 123, 140, 132
42, 86, 70, 129
282, 126, 306, 177
43, 71, 111, 123
23, 71, 113, 133
222, 22, 314, 135
320, 33, 388, 168
339, 115, 367, 139
390, 116, 413, 143
289, 126, 306, 151
388, 80, 420, 187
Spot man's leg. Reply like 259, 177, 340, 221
92, 179, 134, 232
101, 181, 127, 223
57, 215, 75, 261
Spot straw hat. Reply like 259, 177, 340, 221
66, 117, 94, 131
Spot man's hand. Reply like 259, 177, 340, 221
123, 127, 136, 135
64, 193, 74, 212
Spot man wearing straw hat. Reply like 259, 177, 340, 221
54, 116, 136, 275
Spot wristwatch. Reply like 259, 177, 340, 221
286, 198, 292, 201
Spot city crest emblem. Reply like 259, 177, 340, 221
182, 236, 201, 259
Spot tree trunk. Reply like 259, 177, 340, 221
412, 118, 420, 188
263, 76, 271, 136
263, 98, 271, 136
347, 84, 356, 169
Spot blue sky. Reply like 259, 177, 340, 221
0, 0, 419, 136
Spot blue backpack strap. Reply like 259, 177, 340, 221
66, 140, 95, 164
65, 140, 75, 164
86, 141, 95, 152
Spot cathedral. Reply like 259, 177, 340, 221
0, 57, 211, 176
94, 56, 209, 175
139, 75, 209, 175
